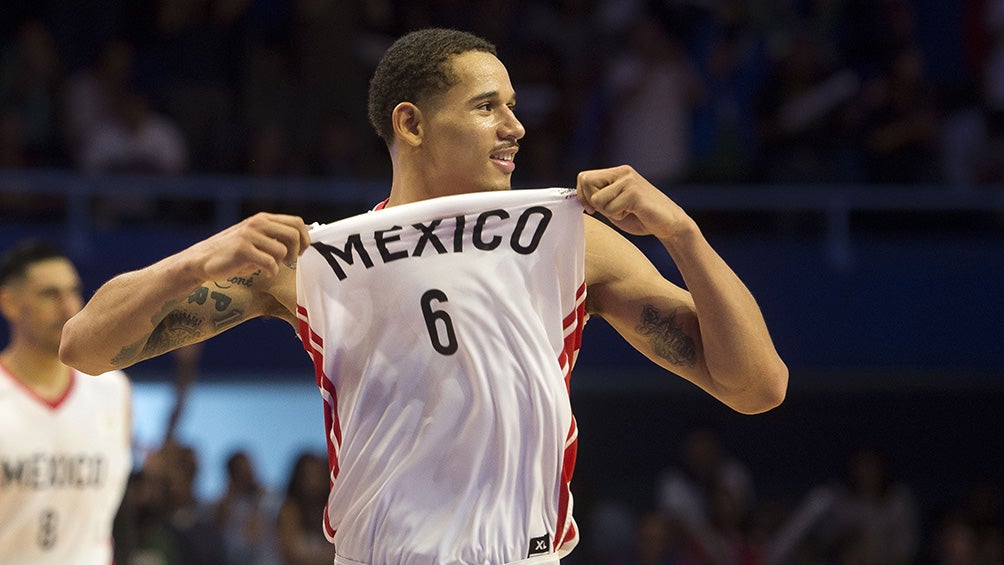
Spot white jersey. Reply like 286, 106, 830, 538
0, 365, 131, 565
296, 188, 587, 565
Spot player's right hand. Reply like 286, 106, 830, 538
187, 212, 311, 280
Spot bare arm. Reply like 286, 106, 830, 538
578, 166, 787, 414
60, 213, 310, 375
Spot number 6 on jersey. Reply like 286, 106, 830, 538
421, 289, 458, 355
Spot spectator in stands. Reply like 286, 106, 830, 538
979, 0, 1004, 183
213, 450, 281, 565
689, 2, 769, 183
656, 425, 756, 557
505, 42, 568, 183
112, 460, 182, 565
310, 113, 361, 177
113, 439, 226, 565
63, 39, 137, 165
78, 86, 188, 175
933, 511, 983, 565
153, 0, 244, 174
162, 440, 228, 564
601, 13, 703, 185
76, 86, 189, 225
853, 46, 939, 184
701, 474, 767, 564
930, 478, 1004, 564
0, 19, 64, 167
604, 510, 695, 565
0, 110, 28, 168
246, 122, 291, 178
755, 28, 859, 183
286, 0, 369, 178
766, 448, 919, 565
277, 451, 333, 565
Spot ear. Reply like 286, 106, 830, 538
391, 102, 424, 148
0, 286, 18, 321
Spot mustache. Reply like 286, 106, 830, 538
492, 140, 520, 151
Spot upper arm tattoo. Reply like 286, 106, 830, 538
636, 304, 696, 367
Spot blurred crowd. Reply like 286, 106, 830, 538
2, 0, 1004, 188
116, 425, 1002, 565
115, 441, 333, 565
581, 425, 1003, 565
115, 348, 1003, 565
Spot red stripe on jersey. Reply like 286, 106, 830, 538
554, 282, 586, 552
0, 359, 77, 410
554, 415, 579, 551
560, 519, 579, 548
296, 305, 341, 542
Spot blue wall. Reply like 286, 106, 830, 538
3, 219, 1002, 378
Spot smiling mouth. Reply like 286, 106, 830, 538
490, 146, 518, 170
490, 142, 518, 160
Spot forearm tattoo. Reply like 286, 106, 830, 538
108, 285, 247, 366
636, 304, 697, 367
111, 339, 144, 367
146, 310, 206, 354
221, 270, 260, 289
110, 313, 199, 368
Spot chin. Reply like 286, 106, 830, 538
486, 178, 513, 192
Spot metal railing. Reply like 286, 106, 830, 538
2, 169, 1002, 268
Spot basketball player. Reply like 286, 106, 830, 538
0, 240, 132, 564
60, 28, 788, 564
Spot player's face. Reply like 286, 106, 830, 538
419, 51, 526, 195
3, 258, 83, 353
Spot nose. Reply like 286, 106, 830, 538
60, 291, 84, 317
500, 106, 525, 141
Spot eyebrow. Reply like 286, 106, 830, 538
468, 90, 516, 105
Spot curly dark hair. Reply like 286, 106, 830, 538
367, 28, 497, 145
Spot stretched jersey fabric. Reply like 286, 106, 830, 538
0, 365, 131, 565
296, 188, 587, 565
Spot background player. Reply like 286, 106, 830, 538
0, 240, 132, 564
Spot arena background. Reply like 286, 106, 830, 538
1, 0, 1002, 562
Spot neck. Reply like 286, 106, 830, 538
1, 344, 73, 401
386, 145, 465, 207
386, 160, 436, 208
387, 167, 492, 208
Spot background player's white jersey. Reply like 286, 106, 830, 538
296, 188, 587, 565
0, 366, 131, 565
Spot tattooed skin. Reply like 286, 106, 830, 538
110, 298, 182, 366
149, 298, 182, 328
109, 309, 204, 366
107, 280, 257, 367
221, 270, 261, 289
146, 310, 206, 354
187, 285, 245, 329
636, 304, 697, 367
212, 309, 244, 331
110, 339, 144, 367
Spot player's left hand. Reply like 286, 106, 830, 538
575, 165, 690, 240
